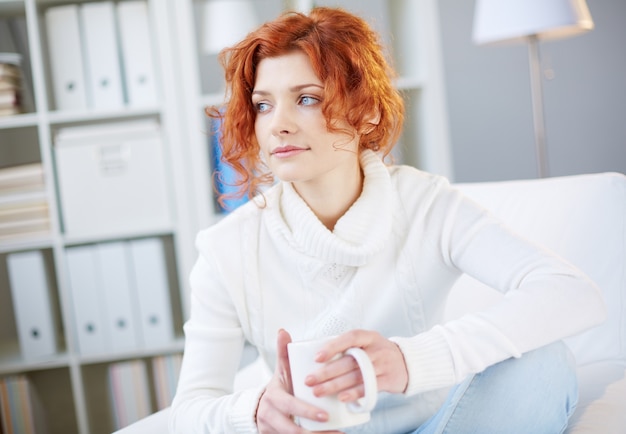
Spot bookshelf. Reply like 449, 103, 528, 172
0, 0, 194, 433
0, 0, 452, 432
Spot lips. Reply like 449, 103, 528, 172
270, 145, 309, 157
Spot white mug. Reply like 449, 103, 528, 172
287, 336, 378, 431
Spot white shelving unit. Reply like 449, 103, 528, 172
0, 0, 452, 432
0, 0, 196, 433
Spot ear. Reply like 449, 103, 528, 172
361, 107, 381, 134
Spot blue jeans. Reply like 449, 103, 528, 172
412, 341, 578, 434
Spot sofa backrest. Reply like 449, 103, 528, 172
446, 172, 626, 366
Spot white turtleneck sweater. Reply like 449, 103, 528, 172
169, 150, 605, 434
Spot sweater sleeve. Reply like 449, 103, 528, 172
391, 177, 607, 396
169, 233, 264, 434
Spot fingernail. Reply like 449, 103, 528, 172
317, 412, 327, 421
338, 392, 350, 402
304, 375, 315, 385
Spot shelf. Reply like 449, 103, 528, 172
61, 225, 176, 247
0, 113, 39, 129
0, 233, 54, 253
0, 108, 163, 129
0, 343, 71, 376
47, 106, 162, 126
0, 343, 189, 380
77, 338, 185, 366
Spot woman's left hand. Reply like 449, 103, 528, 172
305, 330, 409, 403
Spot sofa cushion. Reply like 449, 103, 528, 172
567, 361, 626, 433
447, 173, 626, 366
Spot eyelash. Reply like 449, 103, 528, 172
255, 102, 270, 113
299, 95, 320, 106
253, 95, 321, 113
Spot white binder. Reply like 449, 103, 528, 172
79, 1, 124, 109
117, 1, 158, 107
66, 245, 108, 355
129, 238, 174, 348
44, 4, 88, 110
6, 251, 58, 360
95, 242, 140, 352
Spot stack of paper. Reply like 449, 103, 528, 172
107, 360, 152, 430
0, 52, 23, 117
0, 375, 48, 434
0, 16, 35, 113
151, 353, 182, 410
0, 163, 50, 242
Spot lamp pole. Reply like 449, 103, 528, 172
527, 35, 550, 178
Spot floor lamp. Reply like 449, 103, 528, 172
473, 0, 594, 178
202, 0, 259, 54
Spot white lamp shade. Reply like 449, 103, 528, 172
473, 0, 594, 45
202, 0, 259, 54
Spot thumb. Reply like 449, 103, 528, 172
276, 328, 293, 393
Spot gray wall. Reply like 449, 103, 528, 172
438, 0, 626, 182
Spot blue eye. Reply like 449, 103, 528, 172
255, 102, 270, 113
300, 96, 319, 106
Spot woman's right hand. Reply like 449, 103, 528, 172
256, 329, 342, 434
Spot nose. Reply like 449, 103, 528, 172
269, 103, 297, 136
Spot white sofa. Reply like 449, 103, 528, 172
116, 172, 626, 433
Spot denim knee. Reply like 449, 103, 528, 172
471, 340, 579, 433
521, 341, 579, 424
416, 340, 579, 434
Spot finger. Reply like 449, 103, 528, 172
337, 383, 365, 403
306, 353, 359, 386
276, 329, 293, 392
256, 402, 296, 433
315, 330, 373, 363
312, 366, 363, 398
261, 386, 331, 430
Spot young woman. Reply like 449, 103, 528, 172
169, 7, 606, 434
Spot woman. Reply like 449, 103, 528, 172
170, 7, 605, 433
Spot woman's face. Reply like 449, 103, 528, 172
252, 51, 360, 188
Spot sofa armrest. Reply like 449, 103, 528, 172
112, 407, 170, 434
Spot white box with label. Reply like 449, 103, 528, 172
54, 120, 172, 240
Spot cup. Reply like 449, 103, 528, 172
287, 336, 378, 431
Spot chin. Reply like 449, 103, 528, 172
271, 167, 308, 184
274, 174, 303, 184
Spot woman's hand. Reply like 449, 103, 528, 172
256, 329, 343, 434
305, 330, 409, 403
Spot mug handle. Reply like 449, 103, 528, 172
344, 347, 378, 413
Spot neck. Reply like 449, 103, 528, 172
292, 162, 363, 231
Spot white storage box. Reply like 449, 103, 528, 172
54, 120, 172, 240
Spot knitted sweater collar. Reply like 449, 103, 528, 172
267, 150, 393, 266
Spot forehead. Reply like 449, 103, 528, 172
254, 51, 322, 90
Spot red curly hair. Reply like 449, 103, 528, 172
207, 6, 405, 202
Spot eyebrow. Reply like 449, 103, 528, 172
252, 83, 324, 96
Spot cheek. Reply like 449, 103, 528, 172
254, 121, 270, 156
254, 120, 266, 144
